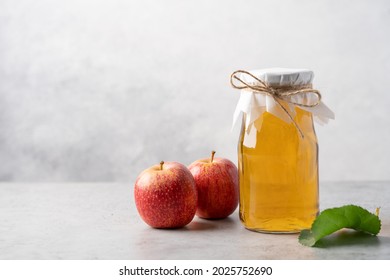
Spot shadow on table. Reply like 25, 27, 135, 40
315, 229, 390, 248
182, 220, 217, 231
179, 216, 237, 232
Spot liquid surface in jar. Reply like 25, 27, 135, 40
238, 107, 319, 233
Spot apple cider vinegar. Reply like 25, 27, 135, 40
230, 68, 333, 233
238, 109, 319, 232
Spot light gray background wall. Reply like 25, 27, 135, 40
0, 0, 389, 182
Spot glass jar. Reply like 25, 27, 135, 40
231, 68, 333, 233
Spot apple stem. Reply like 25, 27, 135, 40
211, 151, 216, 163
160, 161, 164, 170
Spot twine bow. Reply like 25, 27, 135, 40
230, 70, 322, 138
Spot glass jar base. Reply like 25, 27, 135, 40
241, 217, 314, 234
244, 227, 302, 234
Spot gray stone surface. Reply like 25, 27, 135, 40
0, 182, 389, 259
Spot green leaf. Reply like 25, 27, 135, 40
299, 205, 381, 247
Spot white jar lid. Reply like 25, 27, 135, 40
242, 68, 314, 86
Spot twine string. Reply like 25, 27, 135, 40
230, 70, 322, 138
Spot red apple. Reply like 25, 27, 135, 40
188, 151, 238, 219
134, 161, 197, 228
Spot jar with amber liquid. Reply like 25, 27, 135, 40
231, 68, 334, 233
